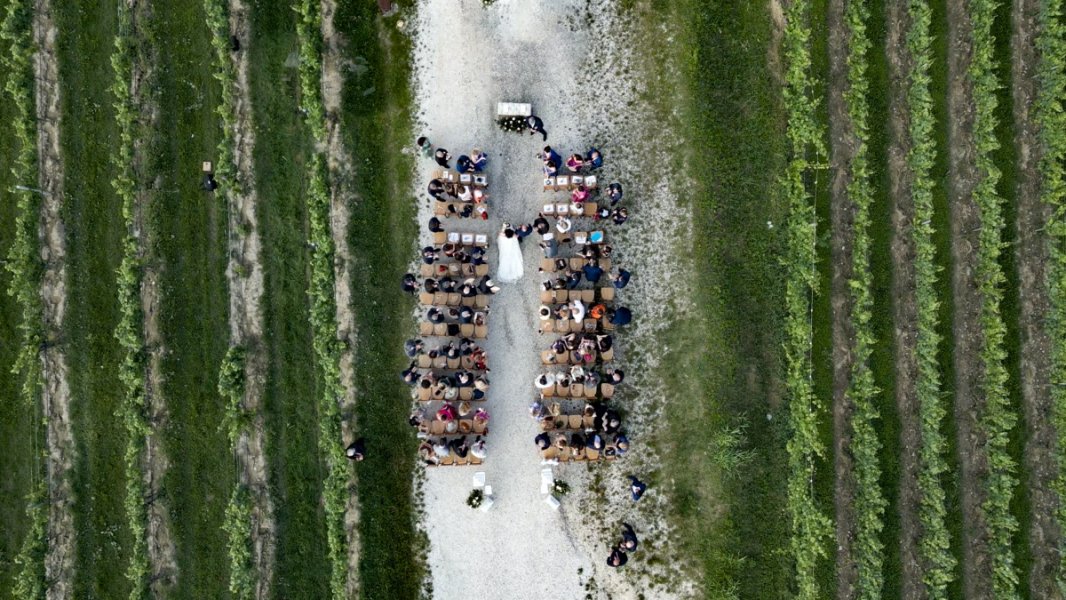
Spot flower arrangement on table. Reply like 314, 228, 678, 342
497, 115, 525, 132
552, 479, 571, 496
467, 489, 484, 509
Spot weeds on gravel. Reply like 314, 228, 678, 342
903, 1, 958, 596
204, 0, 241, 195
0, 0, 47, 595
109, 3, 151, 597
841, 3, 887, 596
967, 1, 1020, 595
294, 1, 349, 597
781, 1, 833, 597
1035, 0, 1066, 590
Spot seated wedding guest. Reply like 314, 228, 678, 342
457, 184, 473, 203
589, 432, 606, 451
566, 269, 583, 289
596, 205, 611, 221
436, 403, 457, 422
584, 370, 601, 388
596, 334, 613, 352
408, 408, 426, 428
566, 153, 585, 172
583, 260, 604, 283
570, 298, 586, 322
535, 432, 551, 450
422, 277, 439, 294
569, 365, 586, 383
422, 246, 439, 264
540, 233, 559, 259
613, 268, 631, 289
428, 216, 444, 232
585, 147, 604, 170
456, 371, 474, 387
578, 244, 597, 260
450, 436, 470, 458
551, 338, 568, 355
418, 441, 439, 465
432, 438, 451, 458
556, 216, 572, 235
612, 206, 629, 225
428, 178, 447, 200
571, 184, 590, 205
543, 158, 559, 177
533, 214, 551, 235
471, 437, 488, 459
404, 338, 423, 358
401, 273, 418, 294
441, 242, 458, 258
604, 410, 622, 434
400, 362, 419, 385
473, 408, 490, 427
606, 368, 625, 385
456, 154, 474, 173
535, 373, 555, 389
473, 187, 488, 204
589, 303, 608, 320
610, 306, 633, 326
471, 148, 488, 172
562, 332, 581, 351
473, 311, 487, 326
600, 244, 614, 259
477, 275, 500, 295
434, 148, 451, 168
553, 434, 569, 451
571, 433, 586, 451
439, 276, 457, 293
458, 306, 474, 323
608, 182, 623, 205
459, 281, 477, 298
470, 246, 487, 264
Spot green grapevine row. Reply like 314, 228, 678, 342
1035, 0, 1066, 590
294, 1, 350, 597
109, 3, 151, 597
905, 1, 957, 596
968, 0, 1019, 596
841, 2, 887, 596
0, 0, 47, 597
782, 1, 833, 598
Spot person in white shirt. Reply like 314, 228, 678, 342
570, 298, 586, 322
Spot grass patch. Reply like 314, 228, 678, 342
246, 2, 328, 597
652, 1, 791, 597
331, 2, 424, 597
146, 1, 233, 597
54, 1, 131, 596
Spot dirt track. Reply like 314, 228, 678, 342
1010, 0, 1061, 597
945, 1, 994, 597
884, 1, 925, 597
826, 0, 861, 595
33, 0, 77, 597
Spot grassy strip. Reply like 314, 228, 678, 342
0, 1, 46, 597
293, 2, 349, 597
1036, 0, 1066, 590
840, 2, 887, 596
108, 3, 151, 597
904, 1, 959, 596
782, 1, 833, 597
967, 0, 1021, 596
331, 2, 425, 596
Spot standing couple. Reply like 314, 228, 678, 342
496, 223, 524, 284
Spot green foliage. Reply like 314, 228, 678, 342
294, 1, 350, 597
1035, 0, 1066, 591
109, 4, 150, 597
1, 0, 47, 596
11, 484, 46, 600
967, 1, 1020, 596
841, 4, 887, 596
218, 345, 248, 447
223, 486, 255, 600
204, 0, 241, 196
781, 2, 833, 597
904, 1, 957, 596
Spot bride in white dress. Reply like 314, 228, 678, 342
496, 223, 524, 283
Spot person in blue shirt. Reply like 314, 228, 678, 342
613, 268, 631, 289
527, 115, 548, 140
608, 182, 623, 205
627, 475, 646, 501
582, 259, 604, 283
470, 148, 488, 172
609, 306, 632, 326
541, 145, 561, 168
456, 154, 474, 173
620, 523, 638, 551
585, 147, 603, 170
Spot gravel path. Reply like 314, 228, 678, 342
409, 2, 692, 598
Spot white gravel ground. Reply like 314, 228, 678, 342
407, 1, 694, 598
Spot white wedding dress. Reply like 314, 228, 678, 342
496, 230, 524, 283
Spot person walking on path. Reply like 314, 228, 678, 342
627, 475, 646, 501
620, 523, 638, 552
527, 115, 548, 141
345, 438, 366, 461
416, 135, 433, 157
